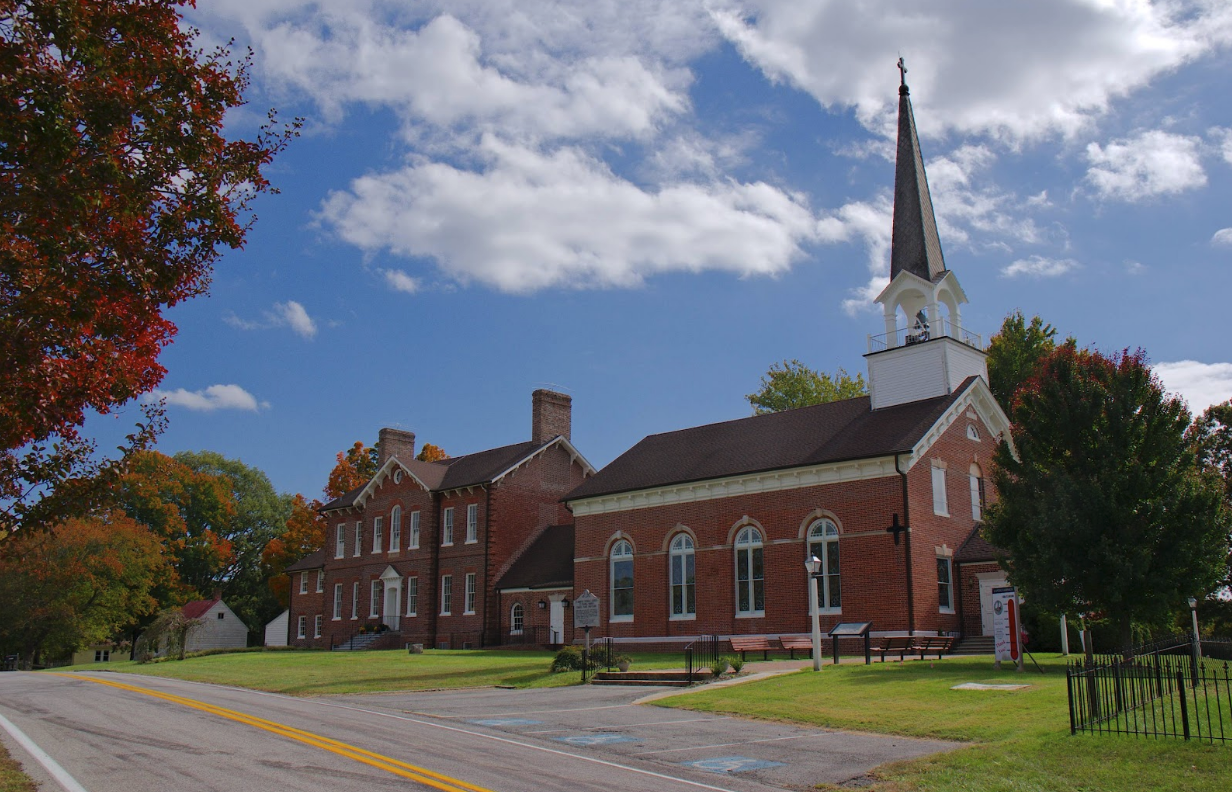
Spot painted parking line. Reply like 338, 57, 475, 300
49, 674, 490, 792
553, 733, 639, 747
684, 756, 785, 774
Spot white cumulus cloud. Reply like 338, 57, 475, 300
225, 300, 317, 338
383, 269, 421, 294
1002, 255, 1079, 278
143, 384, 268, 412
318, 136, 819, 292
1212, 228, 1232, 246
1154, 361, 1232, 414
1085, 130, 1207, 201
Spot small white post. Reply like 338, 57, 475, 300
806, 557, 822, 671
1060, 614, 1069, 656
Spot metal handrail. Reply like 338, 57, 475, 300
867, 318, 983, 353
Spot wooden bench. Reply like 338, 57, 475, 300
779, 636, 814, 659
910, 635, 954, 660
729, 636, 773, 661
875, 635, 916, 662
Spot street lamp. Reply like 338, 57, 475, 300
805, 556, 822, 671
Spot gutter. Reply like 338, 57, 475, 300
895, 453, 916, 635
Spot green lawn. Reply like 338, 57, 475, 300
659, 655, 1231, 792
0, 743, 35, 792
52, 648, 681, 696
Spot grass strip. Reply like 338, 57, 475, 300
0, 742, 36, 792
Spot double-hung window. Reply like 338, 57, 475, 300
405, 577, 418, 617
932, 462, 949, 516
937, 557, 954, 613
351, 582, 359, 619
442, 508, 454, 545
313, 615, 323, 638
372, 517, 384, 553
335, 524, 345, 558
510, 603, 524, 635
390, 506, 402, 550
734, 527, 765, 616
441, 575, 453, 615
299, 571, 308, 594
370, 580, 381, 618
410, 511, 420, 549
332, 583, 343, 620
316, 570, 324, 593
353, 522, 362, 556
969, 464, 985, 521
466, 504, 478, 543
610, 540, 634, 620
297, 616, 307, 639
464, 572, 477, 614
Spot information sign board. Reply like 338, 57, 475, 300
573, 590, 600, 629
992, 586, 1021, 663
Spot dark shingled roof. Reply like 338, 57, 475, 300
955, 524, 1004, 563
285, 549, 326, 573
890, 81, 947, 283
319, 440, 556, 513
497, 525, 575, 590
566, 379, 977, 502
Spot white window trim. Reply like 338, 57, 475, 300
351, 582, 359, 620
931, 462, 949, 517
405, 577, 418, 617
441, 575, 452, 615
668, 534, 695, 620
464, 572, 476, 615
369, 580, 381, 618
808, 519, 842, 615
353, 522, 362, 557
316, 570, 324, 593
937, 556, 955, 614
610, 539, 634, 622
510, 602, 524, 635
442, 507, 454, 546
299, 571, 308, 594
390, 507, 401, 552
410, 511, 420, 549
465, 503, 478, 544
335, 524, 345, 559
734, 527, 765, 617
313, 615, 323, 638
332, 583, 343, 620
372, 516, 384, 554
297, 616, 307, 639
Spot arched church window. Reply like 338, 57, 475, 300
669, 534, 695, 617
807, 519, 841, 611
734, 527, 764, 616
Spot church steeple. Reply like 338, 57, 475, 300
864, 61, 987, 411
890, 58, 946, 282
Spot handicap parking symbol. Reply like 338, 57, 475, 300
469, 718, 541, 727
685, 756, 784, 774
553, 733, 637, 747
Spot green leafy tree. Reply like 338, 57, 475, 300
985, 310, 1059, 414
0, 512, 168, 668
1187, 401, 1232, 632
746, 360, 866, 414
984, 347, 1229, 647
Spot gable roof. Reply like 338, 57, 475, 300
566, 379, 980, 502
955, 524, 1004, 564
181, 596, 220, 620
496, 524, 575, 591
285, 549, 326, 573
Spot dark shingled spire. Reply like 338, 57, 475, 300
890, 61, 946, 282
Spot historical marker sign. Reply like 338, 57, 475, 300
573, 590, 600, 629
992, 586, 1020, 663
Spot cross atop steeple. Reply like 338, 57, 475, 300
897, 57, 908, 88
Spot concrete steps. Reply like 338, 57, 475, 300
590, 670, 713, 687
332, 633, 384, 651
950, 636, 994, 655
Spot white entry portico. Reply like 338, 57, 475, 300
380, 565, 402, 632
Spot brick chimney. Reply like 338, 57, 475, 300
377, 428, 416, 466
531, 389, 571, 443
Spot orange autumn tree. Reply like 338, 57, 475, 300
0, 0, 298, 537
325, 441, 379, 500
416, 443, 449, 462
262, 494, 326, 607
0, 512, 169, 668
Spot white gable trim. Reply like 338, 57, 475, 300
491, 436, 597, 485
350, 457, 433, 511
569, 455, 901, 517
902, 378, 1014, 472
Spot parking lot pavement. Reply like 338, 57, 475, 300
336, 683, 960, 789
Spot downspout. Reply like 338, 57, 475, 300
896, 453, 916, 635
483, 483, 493, 648
430, 496, 440, 648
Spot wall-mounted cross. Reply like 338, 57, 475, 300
886, 512, 908, 545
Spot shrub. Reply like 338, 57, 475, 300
727, 655, 745, 674
709, 656, 729, 677
551, 646, 585, 672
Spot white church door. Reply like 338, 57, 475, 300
978, 572, 1009, 635
549, 599, 564, 644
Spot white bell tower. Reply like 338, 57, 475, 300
865, 61, 988, 411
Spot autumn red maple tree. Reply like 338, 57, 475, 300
0, 0, 298, 535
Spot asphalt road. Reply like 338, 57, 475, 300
0, 672, 957, 792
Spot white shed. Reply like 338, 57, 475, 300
181, 596, 249, 652
264, 610, 289, 647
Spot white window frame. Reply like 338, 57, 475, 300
466, 504, 478, 543
937, 556, 955, 613
299, 571, 308, 594
351, 582, 359, 620
297, 616, 307, 639
410, 511, 420, 549
372, 516, 384, 554
405, 577, 418, 617
734, 526, 765, 617
353, 521, 362, 557
931, 462, 949, 517
442, 507, 454, 545
808, 519, 842, 613
333, 583, 343, 620
316, 570, 324, 593
970, 464, 985, 521
669, 534, 695, 619
610, 539, 634, 622
335, 524, 345, 558
390, 506, 401, 551
369, 580, 381, 618
441, 575, 452, 615
510, 602, 524, 635
314, 615, 323, 638
464, 572, 476, 615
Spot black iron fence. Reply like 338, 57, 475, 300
1067, 635, 1232, 743
685, 635, 720, 684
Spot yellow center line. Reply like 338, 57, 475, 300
50, 674, 494, 792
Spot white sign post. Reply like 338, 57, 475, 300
992, 586, 1022, 671
573, 590, 600, 682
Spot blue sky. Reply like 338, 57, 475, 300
92, 1, 1232, 500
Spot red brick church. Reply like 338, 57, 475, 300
285, 74, 1011, 651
